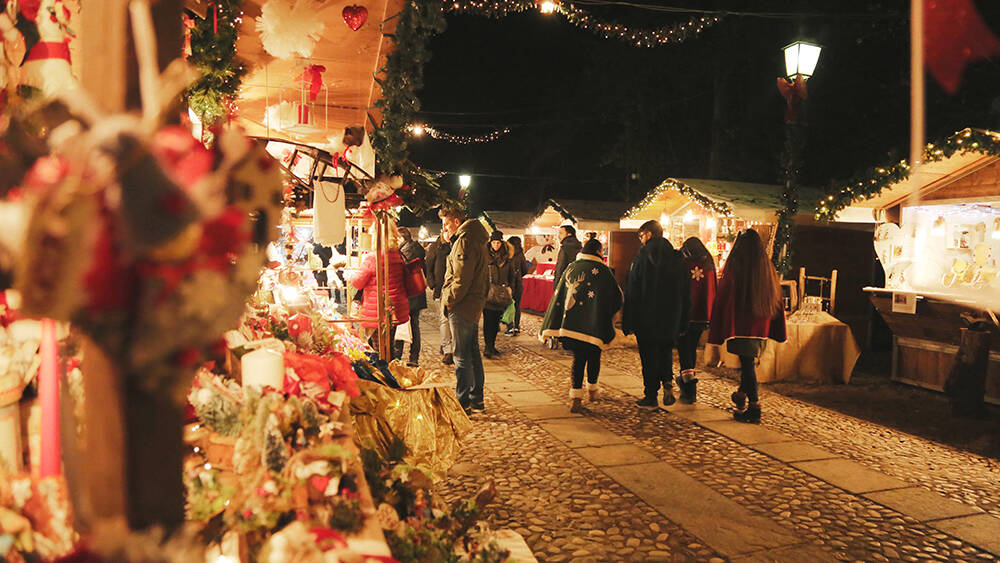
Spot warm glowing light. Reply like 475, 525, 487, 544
410, 124, 424, 136
459, 175, 472, 189
684, 210, 695, 222
931, 216, 946, 236
660, 213, 669, 226
783, 40, 822, 79
418, 226, 429, 240
539, 1, 557, 14
705, 217, 717, 230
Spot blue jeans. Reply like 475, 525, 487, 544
449, 311, 485, 408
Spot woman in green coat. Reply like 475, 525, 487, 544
540, 238, 623, 412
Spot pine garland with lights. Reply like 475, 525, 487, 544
772, 123, 805, 275
623, 178, 733, 219
185, 1, 247, 126
815, 128, 1000, 221
443, 0, 721, 48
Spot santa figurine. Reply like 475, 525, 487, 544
1, 0, 79, 98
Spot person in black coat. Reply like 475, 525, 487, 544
505, 236, 528, 335
424, 229, 454, 364
622, 220, 691, 408
553, 224, 582, 283
394, 227, 427, 366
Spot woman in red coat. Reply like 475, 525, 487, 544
350, 224, 410, 349
708, 229, 786, 423
677, 237, 717, 404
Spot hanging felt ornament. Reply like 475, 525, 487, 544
342, 5, 368, 31
257, 0, 326, 60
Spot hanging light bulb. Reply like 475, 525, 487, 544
538, 0, 558, 14
409, 124, 424, 136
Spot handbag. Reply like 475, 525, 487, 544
486, 264, 513, 310
403, 257, 427, 297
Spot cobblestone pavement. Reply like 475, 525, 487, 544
414, 309, 1000, 561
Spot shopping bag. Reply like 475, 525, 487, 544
501, 302, 515, 325
395, 320, 412, 343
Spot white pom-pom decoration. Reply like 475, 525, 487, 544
256, 0, 326, 60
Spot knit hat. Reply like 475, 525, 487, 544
582, 238, 603, 257
490, 230, 504, 242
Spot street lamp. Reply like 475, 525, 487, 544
782, 41, 822, 80
773, 40, 821, 274
458, 175, 471, 189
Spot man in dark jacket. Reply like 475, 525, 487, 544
425, 229, 453, 364
554, 224, 582, 283
623, 220, 691, 408
394, 227, 427, 366
441, 208, 489, 414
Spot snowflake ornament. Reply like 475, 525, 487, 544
691, 266, 705, 281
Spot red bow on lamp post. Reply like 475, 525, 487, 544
777, 75, 808, 124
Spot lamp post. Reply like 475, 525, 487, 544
772, 40, 821, 275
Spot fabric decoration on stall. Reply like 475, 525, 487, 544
313, 181, 346, 246
256, 0, 326, 60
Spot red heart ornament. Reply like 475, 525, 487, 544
342, 5, 368, 31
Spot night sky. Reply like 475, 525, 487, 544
406, 1, 1000, 220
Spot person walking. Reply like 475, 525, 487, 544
676, 237, 718, 403
440, 207, 489, 414
394, 227, 427, 366
708, 229, 787, 423
425, 227, 454, 364
540, 238, 622, 412
505, 235, 528, 336
553, 224, 582, 283
350, 223, 409, 353
622, 220, 690, 408
483, 230, 516, 358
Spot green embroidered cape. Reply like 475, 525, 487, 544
539, 255, 623, 348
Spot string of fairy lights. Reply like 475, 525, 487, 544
442, 0, 721, 48
407, 124, 512, 144
623, 178, 734, 218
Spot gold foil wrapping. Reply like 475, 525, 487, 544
350, 363, 471, 480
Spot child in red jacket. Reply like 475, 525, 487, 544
677, 237, 717, 403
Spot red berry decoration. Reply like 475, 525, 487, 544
342, 5, 368, 31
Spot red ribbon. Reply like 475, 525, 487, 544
297, 64, 326, 101
208, 1, 218, 34
25, 41, 71, 63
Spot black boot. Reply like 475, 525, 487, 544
731, 390, 747, 410
733, 404, 761, 424
679, 378, 698, 404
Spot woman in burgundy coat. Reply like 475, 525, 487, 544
677, 237, 717, 403
708, 229, 786, 423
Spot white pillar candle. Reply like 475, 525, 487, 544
0, 403, 21, 472
241, 348, 284, 393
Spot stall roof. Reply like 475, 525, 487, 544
819, 128, 1000, 221
481, 210, 539, 233
623, 178, 823, 222
233, 0, 405, 147
545, 199, 632, 226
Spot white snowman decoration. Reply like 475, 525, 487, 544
1, 0, 79, 98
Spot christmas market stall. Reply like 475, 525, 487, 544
621, 178, 867, 384
516, 198, 629, 312
818, 128, 1000, 406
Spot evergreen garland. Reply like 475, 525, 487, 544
815, 128, 1000, 221
186, 1, 247, 126
369, 2, 455, 213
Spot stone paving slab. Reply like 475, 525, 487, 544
573, 444, 659, 467
595, 374, 645, 392
515, 404, 584, 421
491, 380, 538, 393
751, 441, 839, 463
700, 420, 793, 445
730, 543, 840, 562
928, 514, 1000, 554
495, 390, 561, 407
792, 459, 910, 494
603, 461, 801, 555
663, 403, 734, 422
864, 487, 984, 522
536, 418, 630, 449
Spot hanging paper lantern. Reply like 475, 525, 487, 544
342, 5, 368, 31
257, 0, 326, 60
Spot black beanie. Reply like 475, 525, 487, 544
490, 230, 504, 241
582, 238, 602, 256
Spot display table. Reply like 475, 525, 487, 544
521, 274, 555, 312
534, 262, 555, 275
705, 310, 861, 384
